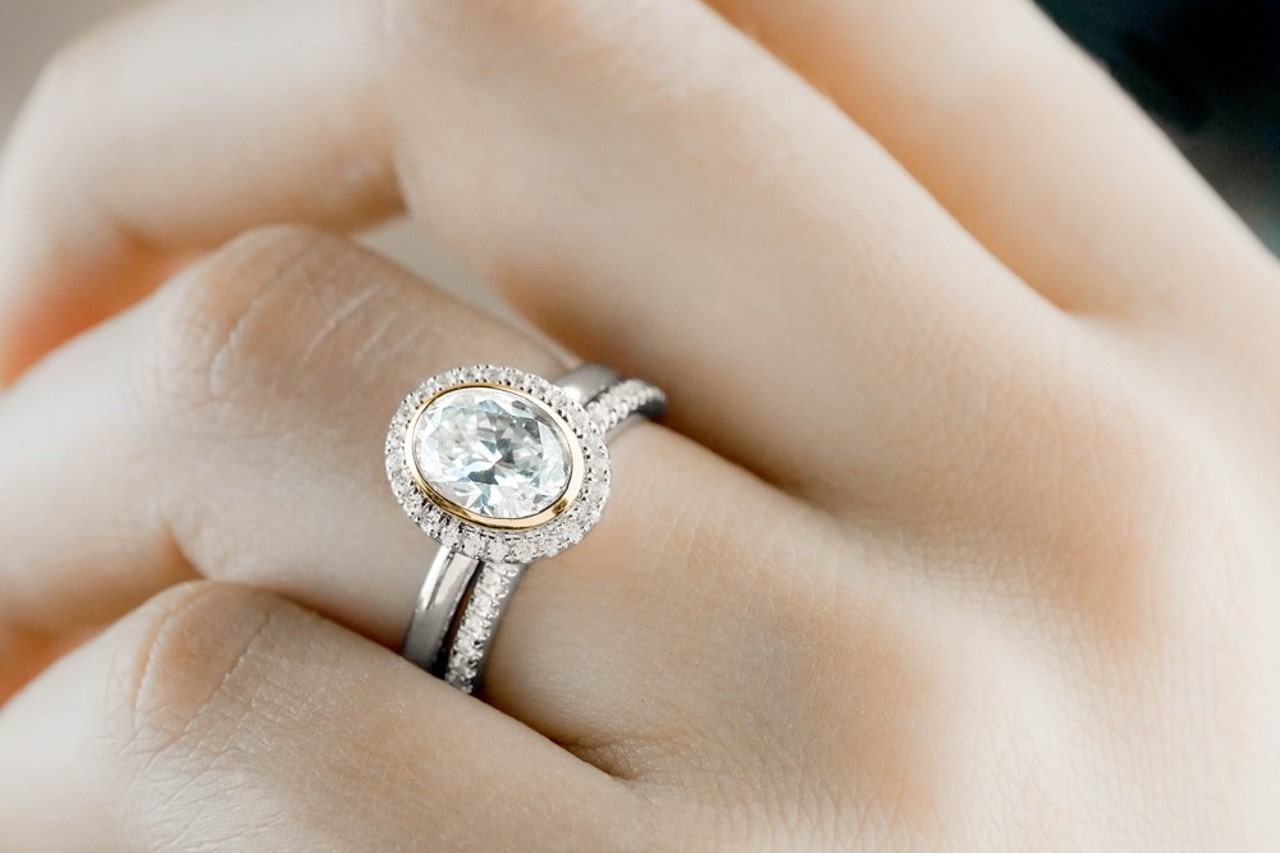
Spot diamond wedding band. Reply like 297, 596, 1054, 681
387, 364, 665, 693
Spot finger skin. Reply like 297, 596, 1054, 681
701, 0, 1280, 452
704, 0, 1280, 314
0, 0, 1064, 505
0, 0, 399, 380
0, 225, 561, 646
0, 582, 644, 851
0, 626, 83, 702
0, 224, 793, 766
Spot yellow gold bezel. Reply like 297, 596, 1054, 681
404, 382, 586, 531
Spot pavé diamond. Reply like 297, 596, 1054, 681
412, 386, 572, 521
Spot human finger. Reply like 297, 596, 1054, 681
0, 226, 557, 651
0, 0, 1068, 505
700, 0, 1280, 441
0, 225, 797, 758
0, 581, 642, 850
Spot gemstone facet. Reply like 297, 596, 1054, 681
411, 386, 572, 521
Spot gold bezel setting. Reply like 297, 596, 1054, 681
405, 383, 587, 531
386, 366, 611, 564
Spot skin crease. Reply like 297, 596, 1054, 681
0, 0, 1278, 850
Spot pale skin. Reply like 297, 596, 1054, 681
0, 0, 1278, 849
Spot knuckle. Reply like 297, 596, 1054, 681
100, 581, 288, 772
1020, 374, 1238, 640
87, 583, 300, 848
136, 225, 348, 429
630, 475, 976, 833
706, 553, 984, 844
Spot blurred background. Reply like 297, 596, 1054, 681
2, 0, 1278, 275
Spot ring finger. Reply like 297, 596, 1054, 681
0, 225, 811, 765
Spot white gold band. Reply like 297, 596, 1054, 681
394, 364, 665, 691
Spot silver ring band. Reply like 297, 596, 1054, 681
440, 371, 659, 692
399, 547, 484, 674
398, 365, 616, 674
392, 364, 665, 689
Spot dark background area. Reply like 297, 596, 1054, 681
1036, 0, 1280, 250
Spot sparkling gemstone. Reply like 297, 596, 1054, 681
412, 386, 571, 520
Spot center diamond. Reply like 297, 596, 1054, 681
411, 386, 572, 521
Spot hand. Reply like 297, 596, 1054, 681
2, 0, 1278, 848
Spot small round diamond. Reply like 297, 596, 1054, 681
412, 386, 572, 521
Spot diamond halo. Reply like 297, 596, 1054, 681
387, 365, 611, 563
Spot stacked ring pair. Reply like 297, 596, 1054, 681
385, 364, 666, 693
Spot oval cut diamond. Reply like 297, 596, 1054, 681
412, 386, 572, 521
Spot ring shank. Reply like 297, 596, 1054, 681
398, 364, 664, 687
400, 548, 480, 673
